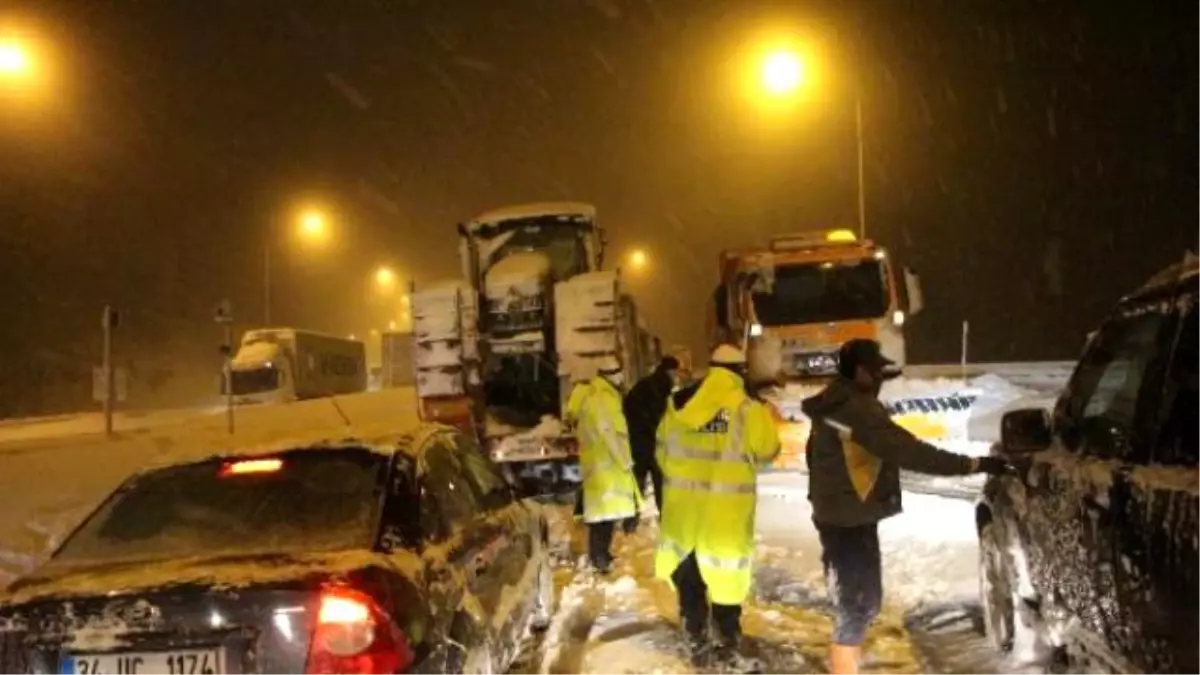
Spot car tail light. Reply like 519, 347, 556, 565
306, 587, 415, 674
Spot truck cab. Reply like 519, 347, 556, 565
711, 229, 924, 383
227, 329, 367, 405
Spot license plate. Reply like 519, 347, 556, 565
62, 648, 224, 674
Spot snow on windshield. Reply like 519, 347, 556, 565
47, 450, 387, 568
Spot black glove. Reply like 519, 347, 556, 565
976, 456, 1014, 476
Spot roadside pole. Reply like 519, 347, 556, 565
215, 300, 235, 435
960, 320, 970, 381
101, 306, 118, 437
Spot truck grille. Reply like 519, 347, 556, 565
789, 351, 839, 377
486, 297, 545, 335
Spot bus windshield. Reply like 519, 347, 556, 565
751, 258, 889, 326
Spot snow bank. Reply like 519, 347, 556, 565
765, 371, 1064, 471
0, 388, 421, 588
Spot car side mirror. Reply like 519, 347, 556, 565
1000, 408, 1052, 454
903, 267, 924, 316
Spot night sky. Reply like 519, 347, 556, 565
0, 1, 1196, 416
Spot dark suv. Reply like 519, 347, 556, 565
977, 256, 1197, 673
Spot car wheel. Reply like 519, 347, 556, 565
446, 614, 495, 675
980, 521, 1017, 652
530, 556, 554, 632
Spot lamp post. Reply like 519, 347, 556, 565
758, 49, 867, 239
264, 208, 329, 324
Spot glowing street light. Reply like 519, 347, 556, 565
298, 210, 327, 241
761, 50, 805, 95
627, 248, 649, 272
374, 265, 397, 291
0, 40, 30, 78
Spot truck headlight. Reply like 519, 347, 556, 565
749, 323, 764, 337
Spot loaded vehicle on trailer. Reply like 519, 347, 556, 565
410, 202, 660, 494
709, 229, 925, 384
226, 328, 367, 405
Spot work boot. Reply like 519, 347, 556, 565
685, 630, 711, 667
829, 643, 861, 675
589, 554, 613, 575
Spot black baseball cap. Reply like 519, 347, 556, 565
836, 338, 896, 379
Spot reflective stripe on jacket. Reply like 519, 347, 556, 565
566, 376, 642, 523
654, 367, 780, 604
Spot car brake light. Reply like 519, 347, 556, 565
306, 587, 415, 674
219, 458, 283, 477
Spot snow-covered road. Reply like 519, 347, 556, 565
521, 477, 1033, 674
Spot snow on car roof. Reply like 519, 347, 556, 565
1127, 252, 1198, 300
467, 202, 596, 230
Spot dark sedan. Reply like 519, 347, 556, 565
0, 424, 553, 674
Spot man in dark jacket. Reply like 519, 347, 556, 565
803, 338, 1010, 674
622, 355, 680, 516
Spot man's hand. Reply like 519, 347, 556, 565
974, 456, 1015, 475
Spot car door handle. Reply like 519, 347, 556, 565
1082, 493, 1110, 514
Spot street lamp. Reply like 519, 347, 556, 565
263, 206, 331, 324
627, 248, 649, 272
374, 265, 396, 291
761, 50, 805, 95
0, 40, 30, 78
756, 48, 866, 239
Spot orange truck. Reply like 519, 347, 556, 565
710, 228, 925, 385
710, 229, 926, 470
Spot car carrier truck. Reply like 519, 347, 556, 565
410, 202, 660, 494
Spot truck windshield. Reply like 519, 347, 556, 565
751, 258, 889, 326
492, 223, 588, 281
48, 450, 387, 567
230, 366, 280, 396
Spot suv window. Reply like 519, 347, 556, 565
455, 435, 513, 511
1156, 301, 1198, 466
419, 442, 480, 540
1057, 306, 1171, 461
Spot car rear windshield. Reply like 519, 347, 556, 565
51, 450, 386, 566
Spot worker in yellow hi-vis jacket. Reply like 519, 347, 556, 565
566, 360, 642, 574
655, 344, 780, 666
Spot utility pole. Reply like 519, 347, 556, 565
215, 300, 235, 435
263, 244, 271, 325
101, 305, 119, 437
855, 93, 866, 241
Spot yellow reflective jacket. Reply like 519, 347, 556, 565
566, 376, 642, 523
654, 367, 780, 605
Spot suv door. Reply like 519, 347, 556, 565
1110, 296, 1198, 672
1032, 297, 1174, 666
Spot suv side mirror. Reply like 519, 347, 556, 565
903, 267, 925, 316
1000, 408, 1052, 454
